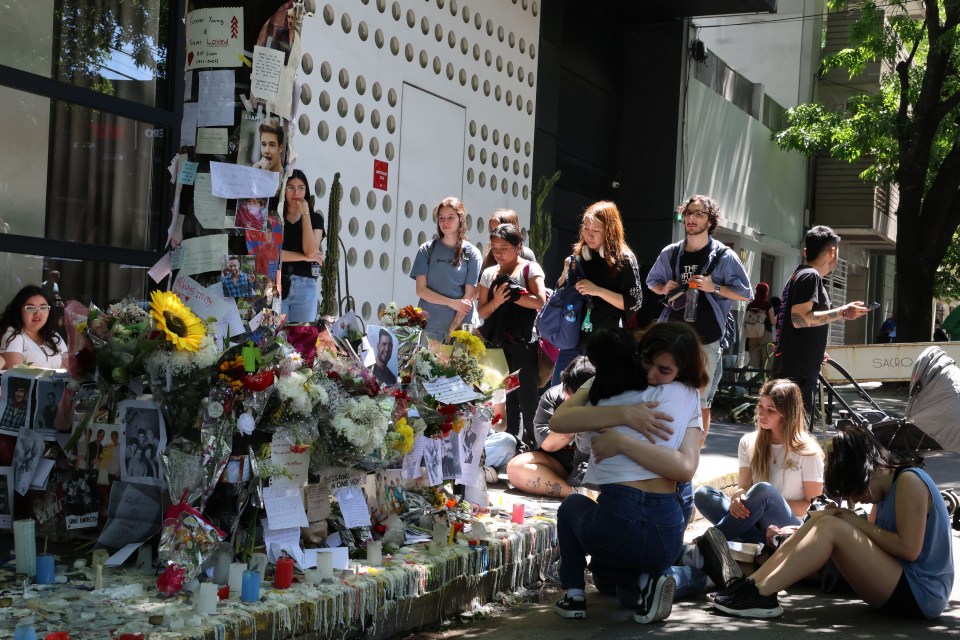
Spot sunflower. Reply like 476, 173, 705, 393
149, 290, 205, 352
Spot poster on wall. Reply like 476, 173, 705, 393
186, 8, 244, 70
0, 372, 35, 436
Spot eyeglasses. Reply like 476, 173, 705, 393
682, 209, 708, 219
285, 184, 307, 193
24, 305, 51, 314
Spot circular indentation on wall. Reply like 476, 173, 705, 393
336, 126, 346, 146
485, 19, 493, 35
419, 204, 428, 221
323, 4, 334, 25
449, 0, 457, 15
348, 216, 359, 235
472, 44, 480, 61
529, 44, 536, 59
459, 68, 467, 85
501, 180, 508, 194
298, 114, 310, 135
466, 167, 474, 184
495, 85, 502, 101
497, 56, 505, 73
474, 12, 482, 29
370, 109, 381, 129
436, 0, 445, 8
301, 54, 314, 74
482, 79, 490, 96
532, 1, 539, 16
402, 256, 411, 273
382, 195, 392, 212
527, 100, 533, 114
492, 129, 500, 144
337, 97, 348, 117
509, 32, 516, 48
513, 159, 520, 174
522, 0, 528, 9
356, 76, 366, 95
528, 73, 535, 87
379, 253, 389, 271
491, 152, 498, 168
357, 20, 368, 40
366, 191, 377, 210
465, 213, 472, 229
448, 30, 456, 48
523, 185, 529, 199
477, 217, 485, 233
386, 115, 396, 133
523, 163, 530, 178
512, 182, 519, 196
364, 220, 375, 239
402, 200, 414, 219
469, 120, 477, 137
518, 65, 525, 81
514, 138, 521, 153
419, 50, 429, 68
519, 37, 526, 53
388, 88, 397, 106
390, 36, 400, 55
484, 50, 492, 66
306, 0, 317, 11
319, 91, 330, 110
339, 68, 349, 88
501, 133, 510, 149
404, 44, 414, 61
403, 228, 412, 245
524, 141, 531, 156
385, 142, 395, 160
460, 37, 468, 54
347, 247, 357, 266
375, 28, 384, 48
468, 144, 476, 161
505, 90, 512, 105
422, 17, 431, 36
471, 74, 479, 91
478, 148, 486, 164
352, 131, 363, 151
446, 62, 454, 79
352, 104, 364, 124
361, 300, 371, 318
341, 13, 352, 33
318, 121, 329, 141
300, 84, 312, 105
372, 82, 382, 101
491, 177, 498, 192
392, 2, 401, 20
481, 124, 488, 140
405, 9, 415, 28
417, 230, 427, 245
507, 61, 514, 77
315, 178, 326, 199
498, 26, 504, 42
320, 61, 332, 81
377, 302, 386, 316
478, 171, 486, 187
376, 0, 385, 11
433, 56, 441, 74
461, 6, 469, 22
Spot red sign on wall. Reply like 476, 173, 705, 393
373, 159, 388, 191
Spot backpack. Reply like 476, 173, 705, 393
535, 256, 588, 351
744, 307, 767, 339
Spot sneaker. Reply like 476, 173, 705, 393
712, 577, 783, 618
634, 574, 675, 624
697, 527, 742, 590
554, 595, 586, 619
483, 466, 499, 484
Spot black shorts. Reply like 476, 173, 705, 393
879, 573, 924, 620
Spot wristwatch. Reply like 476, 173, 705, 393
714, 284, 721, 294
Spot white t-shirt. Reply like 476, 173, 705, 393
0, 327, 65, 368
580, 382, 702, 488
737, 430, 824, 502
478, 260, 545, 289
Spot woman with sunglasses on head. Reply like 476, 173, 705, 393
481, 209, 536, 270
280, 169, 325, 323
710, 422, 954, 620
0, 285, 65, 369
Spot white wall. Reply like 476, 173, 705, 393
695, 0, 825, 109
295, 0, 541, 322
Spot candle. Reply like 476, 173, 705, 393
13, 520, 37, 577
316, 552, 334, 580
511, 503, 525, 524
250, 553, 268, 581
94, 565, 103, 591
447, 524, 455, 545
366, 541, 382, 566
227, 563, 246, 597
240, 570, 260, 603
91, 549, 109, 568
35, 555, 55, 585
273, 557, 294, 589
212, 544, 232, 584
195, 583, 218, 615
304, 569, 322, 585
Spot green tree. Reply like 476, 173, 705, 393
528, 170, 560, 261
774, 0, 960, 341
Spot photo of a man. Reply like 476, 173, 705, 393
34, 377, 66, 436
0, 378, 30, 434
254, 119, 285, 173
367, 326, 398, 386
221, 256, 258, 298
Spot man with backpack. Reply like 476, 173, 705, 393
647, 195, 752, 444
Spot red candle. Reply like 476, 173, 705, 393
273, 557, 294, 589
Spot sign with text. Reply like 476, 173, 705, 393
373, 159, 388, 191
186, 8, 244, 70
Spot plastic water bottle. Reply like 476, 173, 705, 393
683, 283, 699, 323
563, 304, 577, 323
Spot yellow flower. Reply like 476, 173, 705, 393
149, 290, 205, 352
449, 330, 486, 359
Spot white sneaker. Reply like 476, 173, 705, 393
483, 466, 499, 484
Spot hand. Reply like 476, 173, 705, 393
765, 524, 800, 546
729, 494, 751, 519
841, 301, 870, 320
591, 429, 624, 463
450, 298, 473, 314
620, 402, 675, 442
306, 250, 323, 262
661, 280, 681, 295
490, 283, 511, 308
575, 279, 599, 296
697, 275, 716, 292
297, 200, 310, 218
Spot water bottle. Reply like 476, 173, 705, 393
563, 304, 577, 323
683, 283, 699, 323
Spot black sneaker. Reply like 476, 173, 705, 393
697, 527, 743, 590
712, 577, 783, 618
634, 573, 675, 624
554, 595, 586, 619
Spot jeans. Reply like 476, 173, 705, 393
667, 565, 709, 600
281, 275, 318, 323
502, 340, 540, 449
550, 346, 585, 387
694, 482, 800, 544
558, 483, 685, 591
483, 431, 517, 470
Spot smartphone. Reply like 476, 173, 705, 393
867, 302, 881, 311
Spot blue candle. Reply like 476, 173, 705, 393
240, 569, 260, 603
35, 554, 55, 585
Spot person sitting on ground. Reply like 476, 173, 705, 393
707, 422, 954, 620
505, 356, 595, 498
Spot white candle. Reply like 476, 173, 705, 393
304, 569, 323, 585
213, 545, 232, 584
367, 540, 382, 566
316, 552, 334, 580
195, 583, 218, 615
94, 564, 103, 591
250, 553, 268, 581
228, 562, 246, 596
13, 520, 36, 577
92, 549, 109, 567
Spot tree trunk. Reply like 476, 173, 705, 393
894, 191, 941, 342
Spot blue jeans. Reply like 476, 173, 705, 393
281, 275, 318, 323
694, 482, 800, 544
667, 565, 709, 600
558, 483, 685, 591
483, 431, 517, 470
550, 346, 585, 387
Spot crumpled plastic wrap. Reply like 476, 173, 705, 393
157, 502, 225, 593
160, 403, 233, 512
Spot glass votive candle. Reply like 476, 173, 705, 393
35, 554, 55, 585
240, 570, 260, 603
273, 557, 294, 589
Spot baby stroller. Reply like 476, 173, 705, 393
827, 346, 960, 531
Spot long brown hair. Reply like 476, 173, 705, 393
572, 201, 629, 273
482, 209, 521, 269
751, 379, 822, 483
433, 196, 467, 267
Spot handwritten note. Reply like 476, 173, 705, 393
178, 234, 228, 275
421, 376, 485, 404
334, 485, 372, 529
180, 103, 198, 147
315, 467, 365, 491
304, 483, 331, 522
97, 483, 163, 549
195, 127, 228, 155
209, 161, 280, 199
269, 439, 310, 488
198, 70, 235, 126
401, 436, 426, 479
177, 160, 199, 185
252, 46, 284, 104
186, 8, 244, 70
172, 274, 222, 315
262, 519, 301, 564
263, 484, 309, 530
192, 173, 227, 230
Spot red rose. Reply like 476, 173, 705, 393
242, 370, 275, 391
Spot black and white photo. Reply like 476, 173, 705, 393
0, 466, 12, 529
64, 469, 99, 530
13, 425, 44, 496
33, 377, 66, 438
118, 400, 166, 486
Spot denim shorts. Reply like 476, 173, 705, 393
281, 275, 319, 323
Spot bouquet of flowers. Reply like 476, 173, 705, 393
411, 330, 486, 389
382, 415, 416, 461
79, 298, 152, 385
378, 302, 428, 329
378, 302, 428, 380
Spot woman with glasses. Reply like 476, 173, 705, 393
0, 285, 65, 369
280, 169, 325, 323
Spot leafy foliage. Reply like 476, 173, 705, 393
320, 173, 343, 317
528, 170, 560, 261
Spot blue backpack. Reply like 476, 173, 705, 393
535, 256, 588, 350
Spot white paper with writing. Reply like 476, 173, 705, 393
263, 484, 309, 530
198, 70, 235, 126
195, 128, 228, 155
269, 438, 309, 488
180, 103, 198, 147
177, 234, 229, 276
304, 483, 331, 522
424, 438, 444, 487
455, 417, 490, 487
186, 8, 244, 70
315, 467, 365, 491
334, 485, 372, 528
252, 46, 284, 104
401, 436, 426, 480
209, 161, 280, 199
262, 519, 302, 564
421, 376, 485, 404
192, 173, 228, 230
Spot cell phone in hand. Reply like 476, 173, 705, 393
867, 302, 881, 311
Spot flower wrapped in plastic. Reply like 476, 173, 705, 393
79, 298, 151, 385
261, 369, 328, 434
378, 303, 428, 380
157, 500, 225, 595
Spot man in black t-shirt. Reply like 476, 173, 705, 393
774, 226, 870, 417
